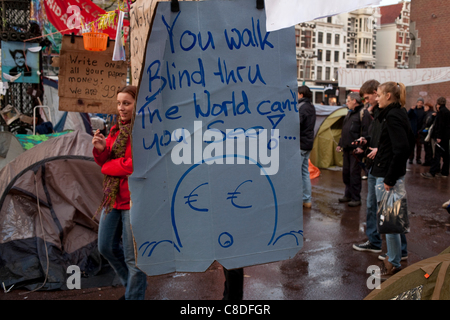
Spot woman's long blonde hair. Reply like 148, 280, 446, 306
378, 81, 406, 107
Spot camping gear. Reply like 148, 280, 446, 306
365, 246, 450, 300
310, 107, 347, 168
0, 131, 114, 291
376, 179, 410, 234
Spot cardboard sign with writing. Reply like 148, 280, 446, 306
129, 0, 302, 276
58, 35, 128, 114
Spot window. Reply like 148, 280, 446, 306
326, 50, 331, 61
318, 32, 323, 44
334, 51, 339, 62
335, 34, 340, 46
333, 68, 338, 81
304, 60, 311, 79
302, 30, 312, 49
325, 67, 331, 80
326, 33, 332, 45
317, 49, 323, 61
327, 17, 332, 23
295, 29, 300, 47
398, 32, 403, 43
317, 66, 322, 80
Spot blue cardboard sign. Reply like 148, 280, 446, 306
129, 0, 302, 276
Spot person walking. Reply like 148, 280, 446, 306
92, 85, 148, 300
298, 85, 316, 208
336, 92, 372, 207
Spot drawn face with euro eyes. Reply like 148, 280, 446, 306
136, 151, 303, 271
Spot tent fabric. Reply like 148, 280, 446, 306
14, 131, 72, 150
0, 132, 24, 171
310, 107, 347, 169
365, 246, 450, 300
42, 77, 93, 135
0, 131, 112, 290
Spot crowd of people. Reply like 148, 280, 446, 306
306, 79, 449, 282
90, 80, 448, 300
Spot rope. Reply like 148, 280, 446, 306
19, 172, 50, 294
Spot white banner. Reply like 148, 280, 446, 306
338, 67, 450, 88
264, 0, 380, 32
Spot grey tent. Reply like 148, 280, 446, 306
0, 132, 24, 171
0, 131, 116, 291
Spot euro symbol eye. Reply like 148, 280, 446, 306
184, 182, 209, 212
227, 180, 253, 209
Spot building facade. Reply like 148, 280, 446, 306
376, 1, 411, 69
295, 8, 380, 105
408, 0, 450, 108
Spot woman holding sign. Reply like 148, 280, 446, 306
92, 85, 147, 300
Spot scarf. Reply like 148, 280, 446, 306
94, 120, 132, 219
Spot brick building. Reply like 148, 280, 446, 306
408, 0, 450, 108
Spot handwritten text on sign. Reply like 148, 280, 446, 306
58, 35, 127, 114
129, 0, 303, 276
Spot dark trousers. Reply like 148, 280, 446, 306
409, 135, 422, 161
342, 149, 362, 201
423, 140, 433, 164
222, 268, 244, 300
430, 140, 450, 176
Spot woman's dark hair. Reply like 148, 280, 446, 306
109, 85, 137, 136
298, 85, 312, 100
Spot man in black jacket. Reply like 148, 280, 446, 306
298, 86, 316, 208
407, 98, 426, 164
421, 97, 450, 178
336, 92, 372, 207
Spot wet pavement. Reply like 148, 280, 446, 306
2, 161, 450, 301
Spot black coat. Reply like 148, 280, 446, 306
338, 104, 372, 150
407, 106, 425, 136
371, 102, 415, 186
298, 97, 316, 151
432, 105, 450, 142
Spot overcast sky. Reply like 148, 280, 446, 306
376, 0, 409, 6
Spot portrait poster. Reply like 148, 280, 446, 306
130, 0, 302, 276
1, 41, 40, 84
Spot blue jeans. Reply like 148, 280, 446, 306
375, 177, 407, 268
366, 173, 382, 248
98, 208, 147, 300
300, 149, 312, 203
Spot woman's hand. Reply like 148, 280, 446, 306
92, 129, 106, 152
384, 183, 393, 192
367, 147, 378, 159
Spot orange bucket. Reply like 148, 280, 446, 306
83, 32, 108, 51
